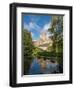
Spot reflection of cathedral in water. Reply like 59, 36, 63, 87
33, 32, 53, 50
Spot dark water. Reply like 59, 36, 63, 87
28, 58, 63, 75
29, 59, 42, 74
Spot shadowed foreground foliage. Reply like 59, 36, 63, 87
23, 16, 63, 74
22, 29, 34, 74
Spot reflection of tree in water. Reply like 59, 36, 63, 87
23, 16, 63, 75
22, 29, 34, 74
29, 58, 63, 75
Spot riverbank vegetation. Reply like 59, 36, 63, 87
23, 16, 63, 74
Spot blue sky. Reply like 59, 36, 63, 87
22, 14, 52, 41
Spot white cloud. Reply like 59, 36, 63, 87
24, 22, 41, 32
31, 32, 34, 37
40, 22, 52, 37
24, 23, 30, 31
29, 22, 34, 29
24, 21, 52, 38
42, 22, 51, 31
29, 22, 41, 30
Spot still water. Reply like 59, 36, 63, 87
29, 59, 42, 74
29, 58, 61, 75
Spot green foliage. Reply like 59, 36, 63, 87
23, 29, 33, 57
22, 16, 63, 75
32, 46, 43, 57
56, 53, 63, 64
48, 16, 63, 64
22, 29, 34, 74
47, 45, 53, 52
37, 51, 56, 58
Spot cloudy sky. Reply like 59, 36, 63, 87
22, 14, 52, 40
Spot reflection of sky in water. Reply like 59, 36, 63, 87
29, 59, 61, 75
29, 59, 42, 74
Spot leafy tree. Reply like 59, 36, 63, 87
22, 29, 34, 74
48, 16, 63, 64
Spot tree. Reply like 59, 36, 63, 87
32, 46, 42, 57
22, 29, 34, 74
48, 16, 63, 64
